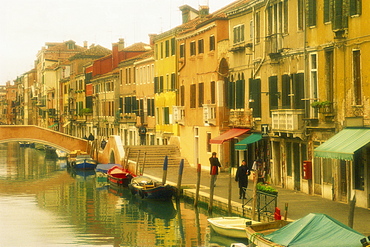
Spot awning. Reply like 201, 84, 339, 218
63, 121, 71, 128
48, 123, 58, 128
235, 133, 262, 150
314, 128, 370, 160
210, 128, 249, 144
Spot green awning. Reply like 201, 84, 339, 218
48, 123, 58, 128
314, 128, 370, 160
235, 133, 262, 151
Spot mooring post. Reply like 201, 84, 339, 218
177, 159, 184, 197
194, 163, 201, 207
208, 165, 217, 213
162, 155, 168, 184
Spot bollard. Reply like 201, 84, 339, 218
177, 159, 184, 197
162, 155, 168, 184
194, 163, 201, 207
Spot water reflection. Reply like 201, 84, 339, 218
0, 142, 248, 247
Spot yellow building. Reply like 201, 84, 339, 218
308, 0, 370, 208
153, 29, 180, 145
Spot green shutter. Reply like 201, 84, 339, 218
154, 77, 159, 93
307, 0, 317, 27
293, 73, 305, 109
269, 76, 278, 110
282, 74, 291, 109
249, 78, 261, 118
324, 0, 331, 23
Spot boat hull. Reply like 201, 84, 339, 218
245, 220, 290, 247
128, 176, 176, 200
208, 217, 260, 239
107, 165, 135, 187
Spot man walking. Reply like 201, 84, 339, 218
209, 152, 221, 186
235, 160, 250, 199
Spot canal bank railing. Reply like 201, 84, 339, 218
242, 188, 278, 222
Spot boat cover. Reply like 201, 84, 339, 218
264, 213, 365, 247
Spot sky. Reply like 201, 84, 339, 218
0, 0, 236, 85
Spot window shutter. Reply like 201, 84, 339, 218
269, 76, 278, 110
211, 81, 216, 104
282, 74, 291, 109
236, 80, 245, 109
249, 78, 261, 118
154, 77, 159, 93
293, 73, 305, 109
307, 0, 317, 27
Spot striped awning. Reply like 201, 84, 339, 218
210, 128, 249, 144
314, 128, 370, 161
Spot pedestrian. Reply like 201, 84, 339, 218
88, 133, 95, 141
209, 152, 221, 186
138, 124, 147, 145
235, 160, 250, 199
256, 159, 266, 184
101, 139, 107, 149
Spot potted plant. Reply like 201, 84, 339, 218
256, 182, 278, 195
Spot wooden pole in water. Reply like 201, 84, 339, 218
177, 159, 184, 197
194, 163, 201, 207
348, 193, 356, 228
208, 165, 217, 213
251, 170, 258, 220
162, 155, 168, 184
135, 150, 141, 175
141, 152, 147, 175
228, 167, 232, 214
284, 203, 289, 220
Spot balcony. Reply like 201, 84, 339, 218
229, 109, 252, 128
173, 106, 185, 125
271, 109, 305, 138
121, 113, 137, 123
203, 104, 216, 126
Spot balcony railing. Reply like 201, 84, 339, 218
173, 106, 185, 125
203, 104, 216, 126
271, 109, 305, 136
229, 109, 252, 128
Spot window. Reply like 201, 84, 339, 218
324, 0, 332, 23
198, 83, 204, 107
190, 84, 196, 108
269, 76, 278, 110
332, 0, 348, 30
163, 107, 170, 124
298, 0, 304, 30
283, 0, 288, 33
165, 40, 170, 57
255, 11, 261, 43
154, 77, 159, 93
159, 76, 164, 93
292, 73, 305, 109
147, 98, 155, 116
198, 39, 204, 54
160, 42, 163, 59
325, 49, 334, 103
190, 41, 196, 56
155, 44, 158, 60
350, 0, 361, 16
307, 0, 317, 27
353, 50, 362, 105
207, 132, 212, 152
209, 35, 215, 51
235, 77, 245, 109
170, 73, 176, 91
233, 24, 244, 44
249, 78, 261, 117
180, 85, 185, 106
180, 43, 185, 58
310, 53, 318, 116
171, 38, 176, 55
124, 96, 137, 114
211, 81, 216, 104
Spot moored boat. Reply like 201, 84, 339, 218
107, 165, 136, 187
245, 220, 290, 247
68, 150, 97, 170
128, 176, 176, 200
207, 217, 260, 239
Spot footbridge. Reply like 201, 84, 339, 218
0, 125, 89, 153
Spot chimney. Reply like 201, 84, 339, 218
148, 34, 157, 46
179, 5, 199, 24
83, 41, 88, 48
118, 38, 125, 51
199, 5, 209, 17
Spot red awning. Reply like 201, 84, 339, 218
210, 128, 250, 144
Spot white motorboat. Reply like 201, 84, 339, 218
207, 217, 260, 239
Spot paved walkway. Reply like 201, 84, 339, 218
144, 165, 370, 236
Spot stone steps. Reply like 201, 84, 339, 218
124, 145, 188, 167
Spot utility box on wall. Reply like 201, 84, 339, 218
303, 160, 312, 180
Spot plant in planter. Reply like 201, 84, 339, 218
256, 182, 278, 195
81, 108, 92, 115
311, 101, 332, 112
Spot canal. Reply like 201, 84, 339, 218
0, 142, 248, 247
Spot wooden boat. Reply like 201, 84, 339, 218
107, 165, 136, 187
128, 176, 176, 200
245, 220, 290, 247
68, 150, 97, 170
207, 217, 260, 239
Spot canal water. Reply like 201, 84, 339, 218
0, 142, 248, 247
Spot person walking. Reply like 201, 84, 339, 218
209, 152, 221, 186
138, 124, 147, 145
235, 160, 250, 199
